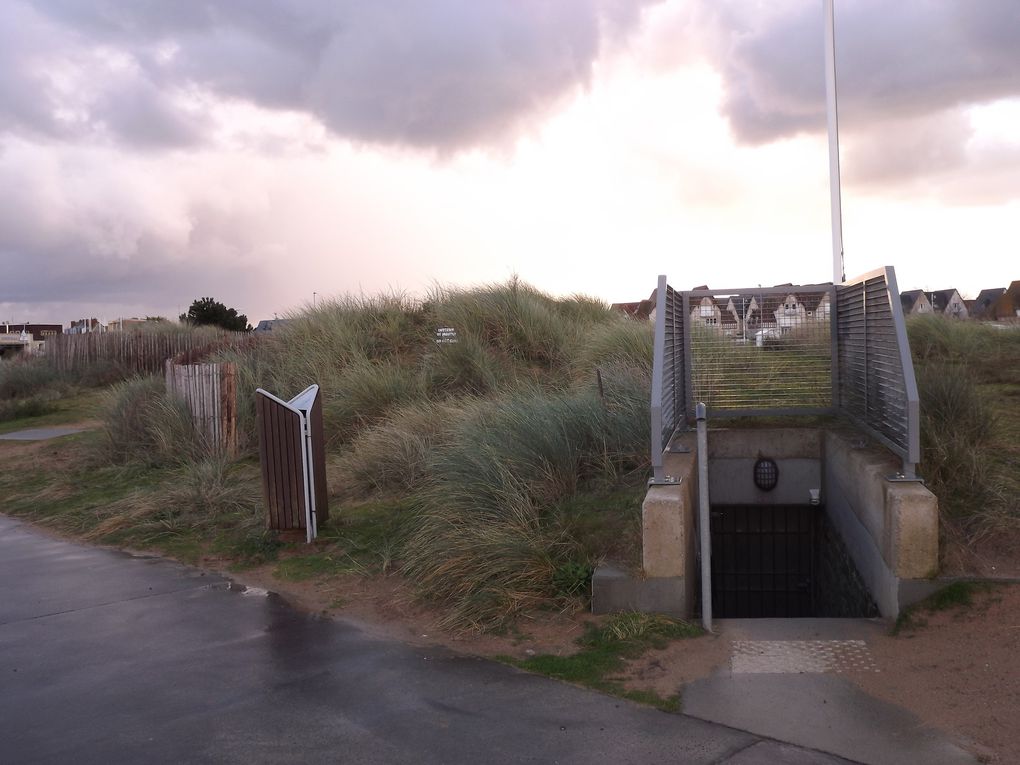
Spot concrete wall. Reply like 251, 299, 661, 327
592, 449, 696, 617
823, 428, 939, 617
705, 428, 822, 507
594, 426, 940, 620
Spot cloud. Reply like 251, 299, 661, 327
681, 0, 1020, 192
0, 141, 266, 313
698, 0, 1020, 141
4, 0, 656, 152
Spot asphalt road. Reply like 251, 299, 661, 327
0, 515, 851, 764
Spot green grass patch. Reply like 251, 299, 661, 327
893, 581, 998, 635
503, 612, 700, 711
274, 553, 362, 581
0, 389, 102, 434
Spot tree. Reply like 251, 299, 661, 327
179, 298, 252, 332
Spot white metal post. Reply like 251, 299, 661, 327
824, 0, 845, 285
696, 402, 713, 633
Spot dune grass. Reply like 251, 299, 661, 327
0, 279, 649, 632
907, 317, 1020, 537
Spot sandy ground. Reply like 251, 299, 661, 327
846, 584, 1020, 763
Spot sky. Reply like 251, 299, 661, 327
2, 0, 1018, 326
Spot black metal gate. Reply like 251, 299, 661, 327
710, 505, 816, 618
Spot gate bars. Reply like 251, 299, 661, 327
651, 267, 921, 482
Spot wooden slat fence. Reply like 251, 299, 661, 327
165, 360, 238, 455
48, 330, 240, 375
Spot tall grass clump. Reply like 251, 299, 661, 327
908, 316, 1020, 534
283, 293, 427, 370
421, 334, 510, 396
428, 279, 571, 372
98, 377, 206, 467
573, 319, 653, 378
915, 362, 996, 515
337, 399, 473, 497
0, 358, 68, 399
401, 368, 650, 631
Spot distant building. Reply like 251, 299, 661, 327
968, 288, 1007, 320
68, 318, 106, 334
991, 281, 1020, 320
899, 290, 934, 315
927, 289, 969, 319
1, 323, 61, 341
254, 319, 291, 333
610, 291, 656, 321
107, 318, 147, 332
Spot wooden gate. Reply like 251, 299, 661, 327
256, 385, 329, 541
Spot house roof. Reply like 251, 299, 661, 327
970, 288, 1006, 318
900, 290, 923, 312
927, 289, 961, 312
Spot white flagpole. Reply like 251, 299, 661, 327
824, 0, 845, 284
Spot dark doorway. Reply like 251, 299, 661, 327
709, 504, 816, 618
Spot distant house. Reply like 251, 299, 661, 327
927, 289, 969, 319
1, 323, 61, 342
68, 318, 106, 334
254, 319, 291, 334
610, 291, 656, 321
689, 290, 829, 344
969, 288, 1007, 320
107, 318, 147, 332
900, 290, 934, 315
991, 281, 1020, 320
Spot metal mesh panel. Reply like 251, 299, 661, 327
662, 284, 683, 445
650, 268, 919, 477
836, 268, 919, 470
651, 278, 684, 481
687, 287, 834, 415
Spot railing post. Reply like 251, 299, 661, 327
696, 402, 713, 633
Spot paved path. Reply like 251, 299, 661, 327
0, 515, 849, 765
0, 425, 89, 441
684, 620, 976, 765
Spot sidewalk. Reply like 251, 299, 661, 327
0, 514, 848, 764
682, 619, 977, 765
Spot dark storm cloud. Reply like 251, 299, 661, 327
703, 0, 1020, 143
4, 0, 654, 151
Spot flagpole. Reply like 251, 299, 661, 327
824, 0, 845, 284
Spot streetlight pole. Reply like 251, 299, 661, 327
824, 0, 845, 285
313, 292, 318, 309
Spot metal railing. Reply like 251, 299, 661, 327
650, 276, 684, 482
650, 267, 920, 481
835, 267, 920, 477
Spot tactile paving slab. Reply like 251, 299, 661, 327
732, 639, 879, 675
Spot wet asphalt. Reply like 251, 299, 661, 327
0, 515, 853, 764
